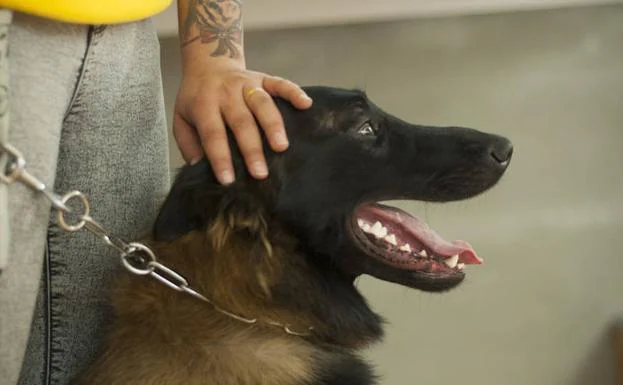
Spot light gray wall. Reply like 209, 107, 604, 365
159, 4, 623, 384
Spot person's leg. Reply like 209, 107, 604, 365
1, 13, 88, 385
17, 18, 171, 385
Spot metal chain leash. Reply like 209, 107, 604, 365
0, 142, 313, 337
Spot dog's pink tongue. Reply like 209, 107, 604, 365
364, 204, 483, 265
408, 220, 482, 265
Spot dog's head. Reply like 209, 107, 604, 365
153, 86, 512, 293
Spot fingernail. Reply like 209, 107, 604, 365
251, 161, 268, 178
190, 157, 202, 165
219, 170, 235, 185
301, 93, 312, 103
273, 132, 289, 148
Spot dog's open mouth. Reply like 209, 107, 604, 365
351, 203, 482, 278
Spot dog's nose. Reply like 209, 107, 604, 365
489, 137, 513, 167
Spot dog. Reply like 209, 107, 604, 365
71, 86, 513, 385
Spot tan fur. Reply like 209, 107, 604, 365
71, 211, 332, 385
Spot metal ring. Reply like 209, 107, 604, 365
121, 242, 157, 276
57, 191, 90, 232
0, 143, 26, 184
244, 86, 263, 102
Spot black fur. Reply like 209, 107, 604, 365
151, 86, 512, 384
154, 86, 512, 290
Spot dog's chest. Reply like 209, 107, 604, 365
199, 333, 318, 385
199, 333, 375, 385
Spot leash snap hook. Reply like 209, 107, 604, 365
0, 143, 26, 185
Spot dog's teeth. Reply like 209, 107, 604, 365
385, 234, 397, 245
399, 243, 412, 252
370, 221, 383, 236
362, 222, 375, 234
357, 219, 364, 227
419, 249, 428, 258
444, 255, 459, 268
457, 263, 465, 270
371, 223, 388, 239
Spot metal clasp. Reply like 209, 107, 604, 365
1, 143, 71, 212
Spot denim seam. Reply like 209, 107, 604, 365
46, 220, 66, 385
43, 237, 51, 385
62, 25, 106, 121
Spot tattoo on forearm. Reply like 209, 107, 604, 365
182, 0, 243, 59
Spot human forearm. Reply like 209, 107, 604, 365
177, 0, 245, 74
174, 0, 312, 185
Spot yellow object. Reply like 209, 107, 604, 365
244, 87, 263, 101
0, 0, 173, 24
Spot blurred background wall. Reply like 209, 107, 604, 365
155, 1, 623, 384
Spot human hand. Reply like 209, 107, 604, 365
173, 65, 313, 185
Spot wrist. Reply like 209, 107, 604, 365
181, 50, 246, 77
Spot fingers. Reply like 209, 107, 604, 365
222, 90, 269, 180
176, 71, 311, 186
191, 105, 236, 185
173, 113, 203, 165
263, 76, 313, 110
243, 86, 289, 152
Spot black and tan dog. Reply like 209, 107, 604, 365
72, 86, 512, 385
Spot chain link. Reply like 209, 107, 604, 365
1, 142, 313, 337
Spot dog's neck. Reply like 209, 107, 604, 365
270, 247, 385, 347
154, 222, 384, 349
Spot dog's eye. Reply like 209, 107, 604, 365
357, 122, 376, 136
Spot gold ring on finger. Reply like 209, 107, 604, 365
244, 86, 263, 102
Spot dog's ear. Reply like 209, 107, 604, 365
153, 125, 286, 243
152, 159, 282, 297
152, 160, 222, 241
152, 156, 280, 241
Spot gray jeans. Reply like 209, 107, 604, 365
0, 12, 171, 385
